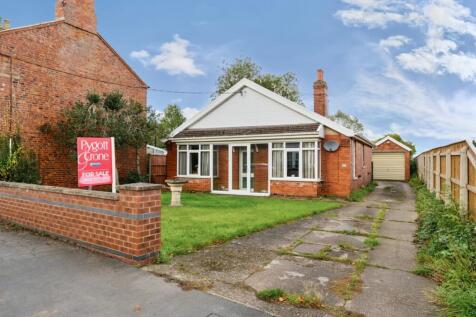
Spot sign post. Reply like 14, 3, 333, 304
77, 137, 116, 192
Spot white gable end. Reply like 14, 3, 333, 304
190, 87, 315, 129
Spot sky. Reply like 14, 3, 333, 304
3, 0, 476, 153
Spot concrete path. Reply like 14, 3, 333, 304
148, 182, 437, 317
0, 225, 270, 317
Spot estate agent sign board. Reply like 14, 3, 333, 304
77, 137, 116, 192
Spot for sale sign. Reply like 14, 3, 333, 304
77, 137, 116, 189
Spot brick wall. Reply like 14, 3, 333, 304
270, 181, 321, 197
0, 181, 161, 265
375, 140, 411, 181
0, 21, 148, 187
352, 141, 373, 190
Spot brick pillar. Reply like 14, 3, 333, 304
118, 183, 162, 265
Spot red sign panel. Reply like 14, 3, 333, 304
77, 137, 114, 187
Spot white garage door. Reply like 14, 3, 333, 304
373, 153, 405, 181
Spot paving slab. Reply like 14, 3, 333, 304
385, 209, 418, 223
301, 231, 367, 250
245, 255, 353, 306
293, 243, 329, 254
368, 238, 417, 271
379, 220, 417, 241
345, 267, 437, 317
332, 205, 379, 221
310, 218, 372, 235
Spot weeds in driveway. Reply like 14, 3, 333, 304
331, 254, 368, 300
256, 288, 323, 309
364, 206, 387, 248
410, 178, 476, 317
349, 182, 377, 202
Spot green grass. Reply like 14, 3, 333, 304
256, 288, 322, 308
349, 181, 378, 202
159, 192, 340, 261
410, 177, 476, 317
364, 206, 387, 249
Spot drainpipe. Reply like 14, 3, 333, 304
9, 55, 13, 135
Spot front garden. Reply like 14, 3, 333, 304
159, 192, 340, 262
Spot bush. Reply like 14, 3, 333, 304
411, 177, 476, 317
0, 135, 40, 184
122, 171, 149, 184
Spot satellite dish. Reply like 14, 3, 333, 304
324, 140, 340, 152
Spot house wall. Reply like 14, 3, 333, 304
374, 140, 411, 181
352, 141, 374, 190
0, 22, 147, 187
166, 133, 370, 198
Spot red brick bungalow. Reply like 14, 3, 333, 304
166, 71, 373, 198
0, 0, 148, 187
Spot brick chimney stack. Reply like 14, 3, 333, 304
56, 0, 97, 33
313, 69, 328, 117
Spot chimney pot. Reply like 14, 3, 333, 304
3, 19, 10, 30
317, 69, 324, 81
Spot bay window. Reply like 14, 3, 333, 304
271, 141, 320, 180
178, 144, 211, 177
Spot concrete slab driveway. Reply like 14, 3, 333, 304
148, 182, 438, 317
0, 226, 269, 317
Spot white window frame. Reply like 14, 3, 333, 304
177, 144, 212, 178
270, 140, 321, 182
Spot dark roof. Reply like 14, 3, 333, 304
174, 124, 320, 138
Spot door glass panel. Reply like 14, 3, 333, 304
232, 146, 247, 190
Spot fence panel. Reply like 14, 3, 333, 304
149, 155, 167, 184
416, 140, 476, 221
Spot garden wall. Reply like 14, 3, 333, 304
416, 140, 476, 220
0, 182, 162, 264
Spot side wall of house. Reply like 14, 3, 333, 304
352, 141, 373, 190
0, 23, 147, 187
375, 140, 411, 181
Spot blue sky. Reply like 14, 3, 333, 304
3, 0, 476, 153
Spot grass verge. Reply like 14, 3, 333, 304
159, 192, 340, 262
349, 181, 377, 202
410, 177, 476, 317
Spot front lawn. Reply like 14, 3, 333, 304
159, 192, 340, 261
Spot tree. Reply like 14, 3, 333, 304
53, 91, 156, 174
153, 104, 186, 147
213, 58, 303, 104
380, 133, 417, 156
329, 110, 365, 134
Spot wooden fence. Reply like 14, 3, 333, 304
149, 155, 167, 185
416, 140, 476, 220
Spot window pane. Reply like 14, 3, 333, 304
189, 152, 199, 174
213, 151, 218, 177
189, 145, 199, 150
272, 150, 284, 178
179, 152, 187, 175
303, 150, 315, 179
179, 145, 187, 151
287, 151, 299, 177
201, 151, 210, 176
303, 142, 314, 149
286, 142, 300, 149
201, 144, 210, 150
272, 143, 284, 149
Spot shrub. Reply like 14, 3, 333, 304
411, 177, 476, 317
349, 181, 377, 202
122, 171, 149, 184
0, 135, 40, 184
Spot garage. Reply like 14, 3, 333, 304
373, 152, 406, 180
373, 136, 412, 181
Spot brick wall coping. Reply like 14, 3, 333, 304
118, 183, 165, 191
0, 181, 118, 200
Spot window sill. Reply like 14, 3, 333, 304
177, 175, 211, 179
270, 178, 321, 183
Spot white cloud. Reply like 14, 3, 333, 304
130, 35, 205, 77
338, 0, 476, 82
182, 107, 200, 119
349, 56, 476, 140
379, 35, 411, 50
